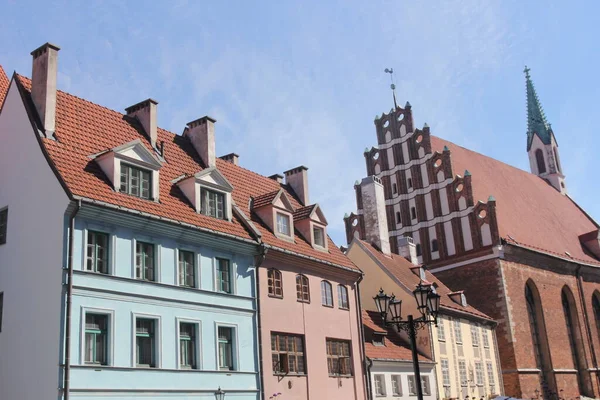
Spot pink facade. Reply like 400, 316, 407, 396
259, 252, 366, 400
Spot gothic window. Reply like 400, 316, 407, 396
535, 149, 546, 174
525, 281, 553, 393
267, 269, 283, 298
392, 183, 398, 194
562, 287, 585, 394
593, 293, 600, 349
411, 207, 417, 220
396, 212, 401, 224
431, 239, 439, 252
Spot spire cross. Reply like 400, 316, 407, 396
524, 65, 531, 78
384, 68, 398, 109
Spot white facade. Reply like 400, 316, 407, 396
370, 360, 437, 400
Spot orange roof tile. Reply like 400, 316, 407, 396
293, 205, 316, 220
362, 310, 431, 361
357, 240, 493, 321
252, 190, 280, 209
431, 136, 599, 266
15, 74, 358, 272
0, 65, 9, 108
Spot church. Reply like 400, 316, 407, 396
345, 69, 600, 399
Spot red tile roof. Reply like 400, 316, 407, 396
362, 310, 431, 361
15, 75, 358, 272
293, 205, 316, 220
252, 190, 280, 209
431, 136, 600, 266
0, 65, 9, 108
357, 240, 493, 321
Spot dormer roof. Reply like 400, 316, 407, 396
193, 167, 234, 192
93, 138, 163, 169
0, 65, 8, 109
293, 204, 328, 225
252, 189, 294, 212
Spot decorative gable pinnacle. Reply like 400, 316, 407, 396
525, 66, 554, 150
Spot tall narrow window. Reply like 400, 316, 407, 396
453, 319, 463, 343
475, 362, 484, 386
267, 269, 283, 298
486, 361, 496, 394
437, 317, 446, 341
136, 318, 156, 367
396, 211, 401, 224
135, 241, 155, 281
407, 178, 413, 189
562, 288, 585, 393
431, 239, 439, 252
593, 294, 600, 349
218, 326, 235, 370
441, 358, 451, 387
178, 250, 195, 288
313, 226, 325, 247
525, 282, 553, 393
0, 292, 3, 332
421, 376, 431, 395
535, 149, 546, 174
216, 258, 232, 294
338, 285, 349, 309
482, 328, 490, 348
120, 164, 151, 199
201, 188, 225, 219
416, 243, 422, 257
321, 281, 333, 307
296, 275, 310, 303
326, 339, 352, 376
471, 325, 480, 347
0, 208, 8, 245
271, 333, 305, 375
374, 374, 386, 396
391, 375, 402, 396
411, 207, 417, 220
87, 231, 109, 274
276, 213, 291, 236
392, 183, 398, 194
458, 359, 468, 386
85, 314, 108, 365
179, 322, 197, 369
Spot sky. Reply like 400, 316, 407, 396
1, 1, 599, 245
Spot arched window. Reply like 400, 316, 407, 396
321, 281, 333, 307
338, 285, 349, 310
525, 281, 554, 394
431, 239, 439, 252
562, 287, 586, 394
267, 269, 283, 298
296, 275, 310, 303
535, 149, 546, 174
592, 293, 600, 347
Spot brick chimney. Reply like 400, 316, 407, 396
125, 99, 158, 148
359, 176, 390, 255
185, 116, 216, 168
269, 174, 284, 184
398, 236, 418, 265
30, 43, 60, 134
284, 166, 309, 205
220, 153, 239, 165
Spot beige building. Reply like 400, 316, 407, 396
347, 233, 503, 400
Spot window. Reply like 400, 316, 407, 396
338, 285, 349, 309
396, 211, 401, 224
416, 243, 422, 257
458, 359, 468, 386
482, 328, 490, 348
326, 339, 352, 376
0, 292, 3, 332
296, 275, 310, 303
471, 324, 480, 347
535, 149, 546, 174
120, 164, 151, 199
271, 333, 305, 375
391, 375, 402, 396
525, 283, 547, 371
562, 288, 585, 393
437, 318, 446, 341
201, 188, 225, 219
374, 374, 386, 397
593, 294, 600, 350
421, 376, 431, 395
373, 333, 385, 346
216, 258, 231, 294
218, 326, 235, 370
135, 241, 155, 281
475, 362, 484, 386
276, 213, 291, 236
392, 183, 398, 194
408, 375, 416, 395
267, 269, 283, 298
411, 207, 417, 220
431, 239, 439, 252
441, 358, 451, 386
453, 319, 463, 343
179, 322, 197, 369
321, 281, 333, 307
408, 376, 431, 396
408, 177, 413, 189
0, 208, 8, 245
486, 362, 495, 393
313, 226, 325, 247
136, 318, 156, 367
178, 250, 195, 288
85, 314, 108, 365
87, 231, 109, 274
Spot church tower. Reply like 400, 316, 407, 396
525, 67, 566, 194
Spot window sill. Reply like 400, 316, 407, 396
322, 304, 334, 308
297, 299, 310, 304
268, 294, 284, 299
274, 373, 306, 377
329, 374, 353, 378
339, 306, 350, 311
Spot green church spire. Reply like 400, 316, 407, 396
525, 66, 553, 150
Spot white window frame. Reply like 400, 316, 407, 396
475, 361, 485, 387
214, 322, 239, 371
471, 324, 480, 347
421, 375, 431, 396
391, 374, 402, 396
441, 358, 451, 387
79, 307, 115, 366
453, 318, 463, 344
482, 327, 490, 348
437, 317, 446, 341
82, 224, 116, 274
200, 186, 228, 220
276, 212, 291, 237
374, 374, 386, 397
312, 225, 326, 248
213, 255, 236, 295
131, 312, 162, 368
458, 359, 468, 386
131, 237, 162, 282
176, 317, 202, 370
174, 248, 200, 289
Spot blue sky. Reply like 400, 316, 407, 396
1, 1, 598, 245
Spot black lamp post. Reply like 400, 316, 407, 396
373, 281, 441, 400
215, 387, 225, 400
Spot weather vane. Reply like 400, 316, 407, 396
384, 68, 398, 109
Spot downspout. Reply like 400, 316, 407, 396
64, 199, 80, 400
576, 265, 600, 394
255, 243, 269, 400
355, 273, 372, 400
365, 357, 373, 400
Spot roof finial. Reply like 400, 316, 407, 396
524, 65, 531, 78
384, 68, 398, 109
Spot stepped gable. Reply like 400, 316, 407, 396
0, 65, 9, 108
430, 135, 599, 265
15, 74, 357, 271
359, 240, 493, 321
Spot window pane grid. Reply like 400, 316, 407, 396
313, 226, 325, 247
268, 269, 283, 298
326, 339, 352, 376
296, 275, 310, 302
120, 164, 151, 199
453, 319, 463, 343
271, 333, 306, 375
178, 250, 195, 288
201, 188, 225, 219
87, 231, 109, 274
321, 281, 333, 307
85, 314, 108, 365
337, 285, 349, 309
437, 318, 446, 341
136, 242, 155, 281
216, 258, 231, 293
179, 322, 196, 369
218, 327, 234, 370
276, 213, 290, 236
136, 318, 156, 367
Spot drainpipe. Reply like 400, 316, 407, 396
365, 357, 374, 400
63, 199, 80, 400
576, 265, 600, 394
254, 244, 268, 400
355, 273, 372, 400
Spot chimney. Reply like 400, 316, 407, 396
185, 116, 216, 168
30, 43, 60, 134
220, 153, 239, 165
398, 236, 418, 265
359, 176, 390, 255
284, 166, 309, 205
125, 99, 158, 148
269, 174, 284, 184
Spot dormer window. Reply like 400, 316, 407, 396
313, 226, 325, 247
201, 188, 225, 219
175, 167, 234, 221
120, 164, 151, 199
373, 333, 385, 346
292, 204, 329, 250
276, 213, 291, 236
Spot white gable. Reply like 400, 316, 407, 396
194, 167, 233, 192
112, 139, 162, 169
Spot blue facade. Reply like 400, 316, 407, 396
65, 207, 260, 399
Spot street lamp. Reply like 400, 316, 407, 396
215, 387, 225, 400
373, 280, 440, 400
